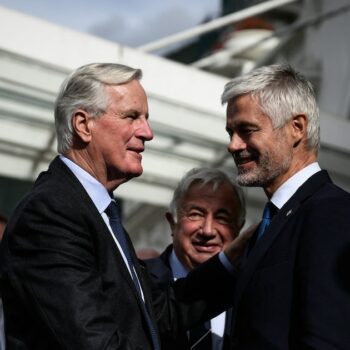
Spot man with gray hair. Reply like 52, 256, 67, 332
146, 168, 246, 350
0, 63, 251, 350
222, 63, 350, 349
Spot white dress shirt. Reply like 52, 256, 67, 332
271, 162, 321, 209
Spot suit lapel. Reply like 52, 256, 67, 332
47, 157, 160, 346
145, 245, 174, 285
50, 157, 146, 306
233, 171, 332, 320
232, 201, 299, 327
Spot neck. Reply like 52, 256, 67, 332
264, 153, 317, 198
64, 150, 124, 192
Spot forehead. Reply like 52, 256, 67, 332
181, 182, 238, 209
226, 94, 259, 116
226, 94, 271, 126
105, 80, 148, 110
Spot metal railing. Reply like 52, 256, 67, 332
138, 0, 299, 53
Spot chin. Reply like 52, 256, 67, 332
125, 164, 143, 178
129, 168, 143, 178
109, 166, 143, 184
236, 169, 259, 186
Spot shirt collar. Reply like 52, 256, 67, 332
169, 249, 189, 279
271, 162, 321, 209
59, 155, 112, 214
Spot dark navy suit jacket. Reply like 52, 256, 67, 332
0, 157, 236, 350
230, 170, 350, 349
146, 245, 233, 350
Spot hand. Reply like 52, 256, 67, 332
223, 224, 258, 267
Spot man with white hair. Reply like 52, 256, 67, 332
222, 63, 350, 349
146, 167, 246, 350
0, 63, 250, 350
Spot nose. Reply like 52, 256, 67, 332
227, 133, 246, 154
137, 118, 153, 141
201, 216, 215, 236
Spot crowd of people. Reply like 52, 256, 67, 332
0, 62, 349, 350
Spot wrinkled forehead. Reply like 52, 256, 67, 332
104, 80, 148, 111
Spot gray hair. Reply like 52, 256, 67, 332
169, 167, 246, 229
221, 64, 320, 151
54, 63, 142, 154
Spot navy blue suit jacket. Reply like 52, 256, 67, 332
146, 245, 233, 350
0, 157, 236, 350
230, 170, 350, 349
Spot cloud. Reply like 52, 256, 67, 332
0, 0, 220, 51
88, 4, 214, 48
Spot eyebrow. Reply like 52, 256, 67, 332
185, 205, 232, 216
216, 208, 232, 215
185, 204, 205, 212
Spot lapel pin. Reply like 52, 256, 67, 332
286, 209, 293, 217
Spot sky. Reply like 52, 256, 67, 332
0, 0, 221, 48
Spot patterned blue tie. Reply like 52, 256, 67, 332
256, 202, 275, 240
105, 200, 160, 350
248, 202, 278, 256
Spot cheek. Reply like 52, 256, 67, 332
181, 221, 200, 237
268, 142, 289, 163
111, 138, 127, 157
174, 221, 199, 244
105, 143, 124, 164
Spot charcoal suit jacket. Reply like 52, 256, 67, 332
0, 157, 236, 350
229, 170, 350, 350
145, 244, 233, 350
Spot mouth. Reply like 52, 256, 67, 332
128, 147, 144, 158
193, 242, 220, 254
233, 152, 257, 170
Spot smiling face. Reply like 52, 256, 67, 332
169, 182, 241, 270
226, 94, 297, 194
77, 79, 153, 189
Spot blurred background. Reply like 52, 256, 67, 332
0, 0, 349, 252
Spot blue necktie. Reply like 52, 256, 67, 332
105, 201, 160, 350
256, 202, 277, 240
256, 202, 271, 240
248, 202, 278, 256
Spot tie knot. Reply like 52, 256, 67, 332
262, 202, 278, 220
105, 201, 121, 221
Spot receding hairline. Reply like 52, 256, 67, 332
69, 63, 142, 85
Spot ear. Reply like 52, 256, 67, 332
71, 110, 93, 143
290, 114, 307, 147
165, 212, 176, 236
